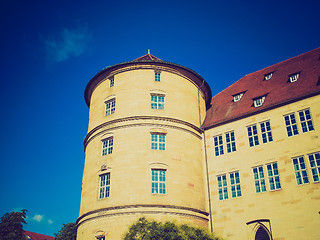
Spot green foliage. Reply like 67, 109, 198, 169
0, 209, 27, 240
123, 217, 222, 240
54, 222, 77, 240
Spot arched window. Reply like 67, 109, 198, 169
255, 226, 270, 240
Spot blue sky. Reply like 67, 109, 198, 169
0, 0, 319, 236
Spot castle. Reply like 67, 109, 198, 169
76, 48, 320, 240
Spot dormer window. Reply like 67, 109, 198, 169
264, 72, 273, 81
233, 93, 244, 102
253, 96, 265, 108
289, 73, 299, 83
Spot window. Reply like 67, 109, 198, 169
217, 174, 228, 200
264, 72, 273, 81
151, 94, 165, 109
105, 98, 116, 116
292, 156, 309, 185
152, 169, 166, 194
289, 73, 299, 83
253, 166, 266, 193
260, 120, 273, 143
214, 135, 224, 156
298, 109, 314, 133
102, 137, 113, 156
253, 96, 265, 107
247, 125, 259, 147
308, 152, 320, 182
225, 131, 236, 153
155, 72, 161, 82
109, 77, 114, 87
284, 113, 299, 137
97, 237, 105, 240
229, 171, 242, 198
99, 173, 110, 199
266, 162, 281, 190
233, 93, 243, 102
151, 133, 165, 150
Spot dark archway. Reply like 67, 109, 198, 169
255, 226, 270, 240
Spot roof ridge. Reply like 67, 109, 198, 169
132, 53, 163, 62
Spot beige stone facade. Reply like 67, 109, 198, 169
77, 50, 320, 239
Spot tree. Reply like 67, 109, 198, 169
123, 217, 222, 240
54, 222, 77, 240
0, 209, 27, 240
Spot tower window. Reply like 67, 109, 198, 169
105, 98, 116, 116
253, 96, 265, 108
152, 169, 166, 194
155, 72, 161, 82
109, 77, 114, 87
253, 166, 266, 193
267, 162, 281, 190
292, 156, 309, 185
151, 94, 165, 109
217, 174, 228, 200
151, 133, 166, 150
264, 72, 273, 81
289, 73, 299, 83
99, 173, 110, 199
102, 137, 113, 156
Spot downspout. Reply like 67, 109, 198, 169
198, 81, 213, 233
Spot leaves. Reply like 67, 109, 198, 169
54, 222, 77, 240
0, 209, 27, 240
123, 217, 221, 240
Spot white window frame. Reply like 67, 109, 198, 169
253, 166, 266, 193
151, 94, 165, 110
289, 73, 299, 83
105, 98, 116, 116
298, 109, 314, 133
109, 77, 114, 87
99, 173, 110, 199
308, 152, 320, 183
266, 162, 281, 190
213, 135, 224, 156
102, 137, 113, 156
284, 113, 299, 137
247, 124, 259, 147
292, 156, 309, 185
233, 93, 243, 102
260, 120, 273, 143
253, 96, 265, 108
155, 72, 161, 82
151, 169, 166, 194
264, 72, 273, 81
217, 174, 228, 200
225, 131, 236, 153
151, 133, 166, 150
229, 171, 242, 198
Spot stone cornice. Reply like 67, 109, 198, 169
84, 116, 203, 148
76, 204, 209, 226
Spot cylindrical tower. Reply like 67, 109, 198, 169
77, 54, 212, 240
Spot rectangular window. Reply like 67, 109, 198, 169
109, 77, 114, 87
152, 169, 166, 194
214, 135, 224, 156
102, 137, 113, 156
151, 94, 165, 109
247, 125, 259, 147
284, 113, 299, 137
253, 166, 266, 193
289, 73, 299, 83
225, 131, 236, 153
308, 152, 320, 182
292, 156, 309, 185
99, 173, 110, 199
105, 99, 116, 116
217, 174, 228, 200
155, 72, 161, 82
151, 133, 166, 150
260, 120, 273, 143
267, 162, 281, 190
298, 109, 314, 133
230, 171, 242, 198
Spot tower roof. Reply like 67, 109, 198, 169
203, 47, 320, 129
132, 53, 163, 62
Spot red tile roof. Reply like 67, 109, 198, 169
203, 47, 320, 129
132, 53, 163, 62
23, 230, 55, 240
